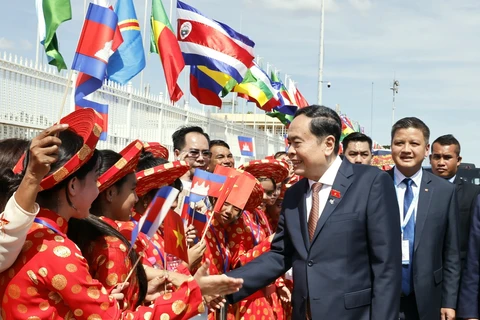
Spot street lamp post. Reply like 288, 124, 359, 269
390, 79, 400, 126
317, 0, 325, 105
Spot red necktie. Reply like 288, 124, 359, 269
308, 183, 322, 241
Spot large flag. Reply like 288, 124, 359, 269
287, 79, 309, 108
271, 71, 296, 106
177, 0, 255, 83
107, 0, 145, 84
35, 0, 72, 71
72, 2, 122, 141
151, 0, 185, 102
190, 66, 227, 107
238, 136, 254, 157
233, 63, 280, 111
163, 210, 189, 263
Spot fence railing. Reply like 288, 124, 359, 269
0, 52, 284, 160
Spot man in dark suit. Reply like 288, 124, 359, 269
429, 134, 480, 269
226, 105, 402, 319
389, 118, 460, 320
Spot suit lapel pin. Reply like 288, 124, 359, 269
330, 189, 341, 198
425, 189, 429, 192
329, 198, 335, 205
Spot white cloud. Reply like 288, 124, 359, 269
253, 0, 340, 12
0, 37, 14, 49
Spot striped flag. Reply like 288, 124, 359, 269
35, 0, 72, 71
72, 2, 123, 141
287, 79, 309, 108
271, 71, 296, 106
131, 186, 180, 245
151, 0, 185, 102
107, 0, 145, 84
177, 0, 255, 83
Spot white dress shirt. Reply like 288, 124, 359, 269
393, 167, 422, 221
306, 156, 343, 221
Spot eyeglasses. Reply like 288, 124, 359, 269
185, 149, 212, 159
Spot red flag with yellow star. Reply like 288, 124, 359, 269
163, 209, 189, 263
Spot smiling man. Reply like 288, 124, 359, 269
388, 118, 460, 320
226, 105, 401, 319
207, 140, 235, 172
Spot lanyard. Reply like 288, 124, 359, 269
34, 218, 66, 238
209, 225, 229, 274
256, 209, 272, 236
244, 211, 260, 246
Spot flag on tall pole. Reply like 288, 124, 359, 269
288, 79, 309, 108
107, 0, 146, 84
35, 0, 72, 71
72, 2, 123, 140
271, 71, 295, 106
150, 0, 185, 102
177, 0, 255, 83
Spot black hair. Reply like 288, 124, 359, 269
391, 117, 430, 144
209, 140, 230, 150
274, 151, 287, 159
136, 151, 168, 172
0, 138, 29, 170
172, 126, 210, 151
294, 105, 342, 154
432, 134, 460, 155
342, 132, 373, 152
257, 176, 276, 188
67, 215, 148, 307
0, 130, 100, 212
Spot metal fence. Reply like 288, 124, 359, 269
0, 52, 284, 160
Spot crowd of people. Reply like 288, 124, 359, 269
1, 104, 480, 320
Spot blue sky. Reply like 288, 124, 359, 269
1, 0, 479, 164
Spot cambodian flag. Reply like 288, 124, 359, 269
176, 0, 255, 83
181, 195, 209, 235
131, 186, 179, 244
190, 169, 227, 203
238, 136, 254, 157
72, 2, 122, 140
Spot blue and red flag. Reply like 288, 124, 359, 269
72, 2, 123, 140
181, 195, 209, 235
238, 136, 254, 157
190, 65, 223, 108
107, 0, 145, 84
190, 169, 227, 203
176, 0, 255, 83
131, 186, 179, 245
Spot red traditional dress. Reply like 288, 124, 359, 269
0, 208, 205, 319
226, 209, 280, 320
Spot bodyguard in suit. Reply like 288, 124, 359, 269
226, 105, 402, 319
389, 118, 460, 320
429, 134, 480, 269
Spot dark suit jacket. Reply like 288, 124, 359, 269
457, 194, 480, 318
387, 169, 460, 319
227, 159, 402, 319
454, 178, 480, 267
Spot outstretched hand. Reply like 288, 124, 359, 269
193, 259, 243, 296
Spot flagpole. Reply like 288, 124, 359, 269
140, 0, 148, 91
317, 0, 326, 105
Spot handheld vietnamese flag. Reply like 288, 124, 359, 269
163, 209, 189, 263
131, 186, 179, 245
238, 136, 254, 157
213, 175, 238, 213
225, 174, 255, 211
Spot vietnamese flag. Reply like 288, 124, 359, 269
213, 176, 238, 213
150, 0, 185, 102
225, 174, 256, 211
163, 209, 189, 263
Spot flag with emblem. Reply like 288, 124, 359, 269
190, 169, 227, 203
72, 2, 123, 140
181, 195, 209, 234
238, 136, 254, 157
163, 209, 189, 263
107, 0, 145, 84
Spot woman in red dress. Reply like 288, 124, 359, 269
0, 109, 207, 319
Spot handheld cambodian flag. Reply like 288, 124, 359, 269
163, 209, 189, 263
177, 0, 255, 83
131, 186, 179, 245
107, 0, 146, 84
238, 136, 254, 157
181, 195, 209, 235
72, 2, 123, 140
190, 169, 227, 203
